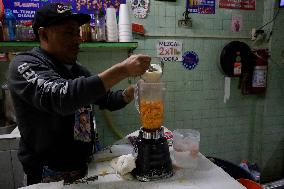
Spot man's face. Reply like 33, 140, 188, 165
44, 19, 81, 64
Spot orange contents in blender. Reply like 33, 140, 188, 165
139, 99, 164, 131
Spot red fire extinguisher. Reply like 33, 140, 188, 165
251, 49, 270, 94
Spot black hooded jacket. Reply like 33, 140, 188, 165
8, 47, 127, 171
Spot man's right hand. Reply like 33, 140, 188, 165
121, 54, 151, 77
98, 54, 151, 91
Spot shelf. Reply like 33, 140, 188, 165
0, 41, 138, 52
81, 42, 138, 49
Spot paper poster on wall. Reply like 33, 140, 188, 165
156, 40, 183, 62
219, 0, 256, 10
3, 0, 41, 20
231, 14, 243, 32
2, 0, 126, 21
186, 0, 215, 14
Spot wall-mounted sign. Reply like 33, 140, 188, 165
2, 0, 126, 21
219, 0, 256, 10
182, 51, 199, 70
231, 14, 243, 32
186, 0, 215, 14
156, 40, 183, 62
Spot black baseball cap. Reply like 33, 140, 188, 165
32, 3, 91, 37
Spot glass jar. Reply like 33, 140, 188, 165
94, 9, 106, 42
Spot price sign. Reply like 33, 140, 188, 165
156, 40, 183, 62
219, 0, 256, 10
187, 0, 215, 14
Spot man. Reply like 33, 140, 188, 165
8, 3, 150, 185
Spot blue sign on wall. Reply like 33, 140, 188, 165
182, 51, 199, 70
186, 0, 215, 14
3, 0, 126, 21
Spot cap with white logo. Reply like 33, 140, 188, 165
32, 3, 91, 38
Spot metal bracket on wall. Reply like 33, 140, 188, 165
178, 10, 192, 28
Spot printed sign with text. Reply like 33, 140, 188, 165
186, 0, 215, 14
219, 0, 256, 10
156, 40, 183, 62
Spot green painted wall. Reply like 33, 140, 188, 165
258, 0, 284, 182
0, 0, 283, 183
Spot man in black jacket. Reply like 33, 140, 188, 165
8, 3, 150, 185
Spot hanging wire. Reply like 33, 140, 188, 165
254, 5, 281, 43
257, 7, 280, 30
183, 9, 190, 20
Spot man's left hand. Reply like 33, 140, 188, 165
122, 85, 134, 103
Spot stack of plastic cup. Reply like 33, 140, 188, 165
118, 3, 132, 42
106, 7, 118, 42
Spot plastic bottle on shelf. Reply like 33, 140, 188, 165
24, 21, 35, 41
90, 23, 96, 42
80, 22, 91, 42
0, 0, 4, 21
0, 21, 3, 41
15, 20, 22, 41
4, 9, 16, 41
95, 9, 106, 42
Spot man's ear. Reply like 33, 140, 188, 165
38, 27, 48, 42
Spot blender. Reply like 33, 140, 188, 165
132, 59, 173, 181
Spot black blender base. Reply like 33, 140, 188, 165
132, 128, 174, 182
132, 168, 173, 182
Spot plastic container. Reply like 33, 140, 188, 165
94, 9, 106, 42
207, 157, 255, 180
238, 178, 263, 189
80, 22, 91, 42
4, 9, 16, 41
172, 129, 200, 169
134, 81, 165, 132
240, 160, 250, 173
0, 21, 3, 41
15, 21, 23, 41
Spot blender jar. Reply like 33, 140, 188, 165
135, 81, 165, 132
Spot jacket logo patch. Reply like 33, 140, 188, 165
74, 106, 92, 142
17, 62, 68, 95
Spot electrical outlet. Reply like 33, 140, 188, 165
178, 18, 192, 28
251, 28, 266, 43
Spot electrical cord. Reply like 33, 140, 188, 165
257, 8, 280, 30
256, 7, 280, 43
101, 109, 123, 140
